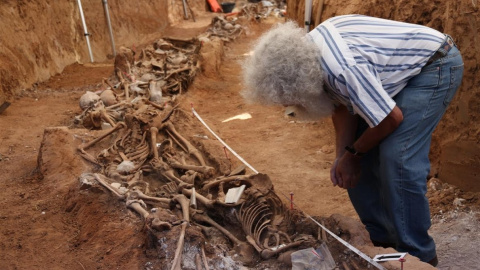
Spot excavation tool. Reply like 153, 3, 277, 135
181, 0, 189, 20
102, 0, 116, 57
314, 0, 325, 26
76, 0, 94, 62
304, 0, 313, 32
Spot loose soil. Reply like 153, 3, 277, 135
0, 15, 479, 270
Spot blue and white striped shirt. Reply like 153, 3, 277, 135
307, 15, 446, 127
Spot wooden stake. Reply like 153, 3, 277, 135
314, 0, 325, 27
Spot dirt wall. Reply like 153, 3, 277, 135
0, 0, 206, 104
287, 0, 480, 191
1, 0, 477, 190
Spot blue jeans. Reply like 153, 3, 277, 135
348, 45, 464, 262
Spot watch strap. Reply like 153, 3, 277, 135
345, 145, 365, 157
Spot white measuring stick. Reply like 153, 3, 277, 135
192, 106, 384, 269
306, 213, 385, 269
278, 193, 385, 270
191, 107, 259, 174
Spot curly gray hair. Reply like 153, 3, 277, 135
242, 21, 333, 119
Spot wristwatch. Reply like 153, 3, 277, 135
345, 145, 365, 157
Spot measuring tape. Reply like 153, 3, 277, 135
191, 106, 385, 270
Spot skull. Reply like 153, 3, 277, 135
79, 91, 103, 110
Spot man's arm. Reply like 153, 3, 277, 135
331, 105, 404, 189
352, 105, 403, 154
332, 105, 358, 160
331, 105, 359, 187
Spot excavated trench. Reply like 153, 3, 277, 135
18, 1, 478, 269
37, 14, 377, 270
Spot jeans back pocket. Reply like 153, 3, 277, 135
444, 64, 464, 106
407, 66, 440, 88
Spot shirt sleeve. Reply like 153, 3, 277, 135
336, 64, 396, 127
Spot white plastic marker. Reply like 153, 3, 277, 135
222, 113, 252, 123
374, 252, 407, 262
191, 105, 385, 270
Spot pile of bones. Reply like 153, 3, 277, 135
73, 20, 355, 270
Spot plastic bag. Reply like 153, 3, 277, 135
291, 243, 336, 270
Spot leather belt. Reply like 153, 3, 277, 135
426, 35, 455, 65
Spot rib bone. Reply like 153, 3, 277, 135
202, 173, 273, 193
237, 202, 271, 250
192, 211, 255, 260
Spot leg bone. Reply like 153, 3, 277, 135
126, 199, 150, 220
150, 127, 159, 160
181, 188, 214, 209
170, 221, 187, 270
169, 161, 215, 176
78, 123, 126, 164
260, 240, 304, 259
130, 189, 171, 205
93, 173, 125, 199
162, 122, 206, 166
170, 194, 190, 270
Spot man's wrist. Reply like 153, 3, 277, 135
345, 145, 365, 157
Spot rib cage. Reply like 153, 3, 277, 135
237, 201, 272, 249
236, 190, 292, 251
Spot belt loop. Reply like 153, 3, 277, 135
436, 34, 453, 56
446, 34, 456, 48
426, 34, 455, 66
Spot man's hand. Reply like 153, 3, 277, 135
334, 152, 361, 189
330, 158, 339, 186
330, 104, 403, 189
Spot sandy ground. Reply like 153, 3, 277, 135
0, 16, 479, 270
